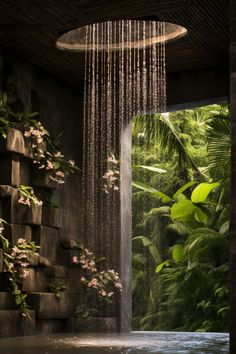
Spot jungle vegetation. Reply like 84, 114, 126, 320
132, 104, 230, 332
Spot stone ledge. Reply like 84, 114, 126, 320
3, 223, 31, 245
0, 128, 25, 155
0, 292, 16, 310
36, 319, 70, 334
33, 226, 60, 264
27, 292, 73, 319
45, 266, 69, 278
0, 310, 35, 337
27, 253, 51, 267
42, 207, 62, 228
0, 154, 20, 186
31, 167, 59, 190
71, 317, 118, 332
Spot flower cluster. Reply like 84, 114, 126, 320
72, 246, 122, 302
24, 120, 78, 185
102, 153, 120, 194
0, 221, 40, 317
17, 185, 43, 207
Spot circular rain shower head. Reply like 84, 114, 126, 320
56, 20, 187, 52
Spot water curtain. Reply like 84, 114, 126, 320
82, 20, 166, 260
57, 20, 187, 262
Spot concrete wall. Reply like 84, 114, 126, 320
6, 55, 83, 242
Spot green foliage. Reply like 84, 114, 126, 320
132, 103, 229, 332
48, 282, 66, 299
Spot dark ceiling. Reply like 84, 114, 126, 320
0, 0, 229, 88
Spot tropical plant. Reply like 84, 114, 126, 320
0, 219, 40, 317
132, 103, 230, 332
48, 282, 66, 299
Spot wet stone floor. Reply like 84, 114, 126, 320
0, 331, 229, 354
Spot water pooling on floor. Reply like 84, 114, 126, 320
0, 332, 229, 354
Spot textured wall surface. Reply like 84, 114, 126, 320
230, 0, 236, 352
8, 55, 83, 241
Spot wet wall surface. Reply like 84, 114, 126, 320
0, 331, 229, 354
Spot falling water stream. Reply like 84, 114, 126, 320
81, 20, 167, 262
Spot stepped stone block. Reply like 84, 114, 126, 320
33, 226, 60, 264
45, 266, 69, 278
27, 253, 51, 267
12, 203, 42, 225
0, 292, 16, 309
20, 157, 31, 185
60, 238, 78, 250
22, 268, 48, 292
60, 250, 79, 266
0, 187, 42, 225
0, 154, 20, 186
0, 310, 35, 337
0, 184, 15, 197
0, 128, 25, 155
71, 317, 118, 332
36, 319, 69, 334
42, 207, 62, 228
3, 224, 31, 245
27, 292, 73, 319
31, 167, 58, 189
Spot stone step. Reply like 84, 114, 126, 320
33, 226, 61, 264
45, 266, 70, 279
3, 223, 31, 245
71, 317, 118, 333
31, 166, 59, 190
0, 310, 35, 337
0, 154, 20, 186
27, 292, 73, 319
0, 128, 25, 156
0, 292, 16, 310
42, 207, 62, 229
36, 319, 70, 334
0, 185, 42, 225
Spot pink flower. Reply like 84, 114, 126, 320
17, 238, 27, 245
56, 171, 65, 178
88, 278, 98, 288
115, 282, 123, 289
81, 276, 86, 282
108, 292, 114, 297
101, 290, 107, 297
72, 256, 78, 264
46, 160, 54, 170
54, 151, 63, 158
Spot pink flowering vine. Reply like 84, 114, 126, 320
102, 153, 120, 194
72, 245, 122, 302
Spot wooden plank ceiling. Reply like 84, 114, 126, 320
0, 0, 229, 88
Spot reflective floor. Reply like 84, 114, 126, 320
0, 331, 229, 354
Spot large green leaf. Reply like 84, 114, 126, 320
172, 244, 184, 262
155, 260, 170, 273
171, 199, 196, 221
191, 182, 220, 203
149, 244, 161, 264
132, 181, 157, 193
133, 236, 152, 247
132, 253, 147, 265
173, 181, 197, 201
136, 165, 167, 173
132, 181, 173, 203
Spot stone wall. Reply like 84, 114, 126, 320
0, 53, 86, 337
